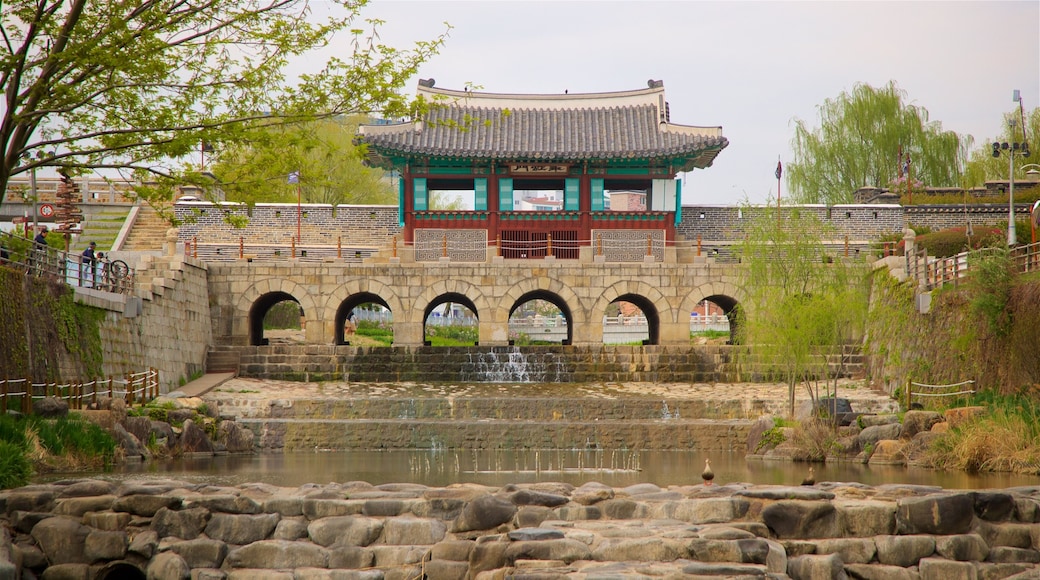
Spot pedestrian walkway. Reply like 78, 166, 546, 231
170, 372, 236, 398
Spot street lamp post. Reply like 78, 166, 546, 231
992, 91, 1031, 247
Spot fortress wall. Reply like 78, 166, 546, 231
85, 255, 212, 391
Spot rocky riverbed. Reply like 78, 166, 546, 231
2, 477, 1038, 579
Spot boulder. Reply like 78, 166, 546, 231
326, 545, 375, 569
875, 534, 935, 567
164, 538, 228, 568
786, 553, 847, 580
896, 493, 974, 535
381, 516, 446, 545
506, 538, 595, 563
217, 421, 254, 453
935, 533, 989, 562
761, 501, 840, 539
203, 513, 279, 545
812, 538, 876, 564
868, 439, 907, 465
900, 410, 943, 439
572, 482, 614, 505
111, 424, 148, 460
39, 563, 91, 579
225, 539, 329, 569
858, 414, 900, 428
747, 415, 780, 454
858, 424, 901, 449
837, 500, 897, 537
178, 419, 214, 454
592, 537, 684, 563
673, 497, 750, 524
271, 517, 309, 541
32, 396, 68, 418
452, 494, 516, 532
31, 516, 90, 564
307, 516, 382, 548
113, 494, 182, 517
973, 492, 1016, 522
191, 495, 261, 515
943, 406, 986, 430
145, 551, 190, 580
504, 489, 569, 508
151, 507, 211, 540
917, 557, 979, 579
84, 530, 128, 562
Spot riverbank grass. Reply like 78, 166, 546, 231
0, 414, 119, 489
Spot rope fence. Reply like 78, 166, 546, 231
906, 379, 976, 409
0, 369, 160, 416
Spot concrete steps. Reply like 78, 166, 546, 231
74, 207, 130, 252
123, 205, 171, 251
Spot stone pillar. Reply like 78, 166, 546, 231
479, 320, 510, 346
165, 227, 179, 256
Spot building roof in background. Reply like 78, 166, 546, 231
358, 80, 728, 172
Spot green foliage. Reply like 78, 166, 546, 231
968, 247, 1014, 337
0, 266, 104, 381
0, 439, 32, 489
914, 227, 1005, 258
1, 0, 449, 206
425, 324, 478, 346
212, 117, 396, 207
691, 330, 729, 341
788, 81, 968, 205
737, 205, 870, 414
964, 107, 1040, 186
264, 301, 302, 330
356, 320, 393, 346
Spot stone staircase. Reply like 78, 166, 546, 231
122, 204, 171, 251
206, 346, 242, 374
72, 206, 130, 252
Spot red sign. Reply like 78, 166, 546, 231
39, 203, 55, 218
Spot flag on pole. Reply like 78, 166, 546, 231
775, 160, 782, 180
288, 171, 300, 184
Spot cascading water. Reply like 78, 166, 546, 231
460, 346, 573, 383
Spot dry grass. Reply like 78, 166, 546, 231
923, 410, 1040, 474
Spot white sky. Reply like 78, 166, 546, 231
313, 0, 1040, 206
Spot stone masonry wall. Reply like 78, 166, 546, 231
81, 255, 212, 392
175, 203, 401, 247
1, 478, 1038, 579
176, 202, 1028, 251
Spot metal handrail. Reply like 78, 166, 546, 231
0, 230, 135, 294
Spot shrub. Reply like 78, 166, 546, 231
909, 226, 1004, 258
0, 440, 32, 489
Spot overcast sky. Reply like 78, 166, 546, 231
315, 0, 1040, 206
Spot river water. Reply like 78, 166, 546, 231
56, 449, 1039, 490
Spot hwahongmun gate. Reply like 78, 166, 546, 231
203, 79, 742, 348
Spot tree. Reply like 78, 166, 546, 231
1, 0, 447, 205
964, 106, 1040, 187
210, 117, 396, 206
788, 81, 968, 205
737, 206, 870, 415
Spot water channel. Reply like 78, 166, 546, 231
51, 450, 1039, 491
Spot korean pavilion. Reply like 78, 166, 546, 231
357, 79, 728, 262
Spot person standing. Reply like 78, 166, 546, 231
81, 241, 97, 287
31, 225, 49, 274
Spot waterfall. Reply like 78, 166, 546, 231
460, 347, 573, 383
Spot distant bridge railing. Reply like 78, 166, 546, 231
907, 241, 1040, 291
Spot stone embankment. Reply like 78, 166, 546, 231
2, 478, 1039, 580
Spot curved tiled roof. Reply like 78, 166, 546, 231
358, 81, 728, 172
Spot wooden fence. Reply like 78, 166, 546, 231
907, 241, 1040, 291
0, 369, 159, 415
906, 379, 976, 409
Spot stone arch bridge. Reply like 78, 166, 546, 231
207, 259, 746, 348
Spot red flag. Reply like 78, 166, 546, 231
775, 160, 782, 180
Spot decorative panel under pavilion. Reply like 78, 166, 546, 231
358, 80, 728, 261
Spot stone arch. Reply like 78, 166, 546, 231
323, 279, 404, 345
593, 281, 672, 345
414, 279, 493, 321
237, 279, 316, 346
422, 292, 480, 346
681, 281, 745, 344
504, 285, 579, 346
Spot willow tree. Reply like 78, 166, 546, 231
211, 117, 396, 207
737, 206, 870, 416
0, 0, 447, 205
787, 81, 968, 205
964, 106, 1040, 187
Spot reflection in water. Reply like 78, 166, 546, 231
49, 450, 1040, 490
